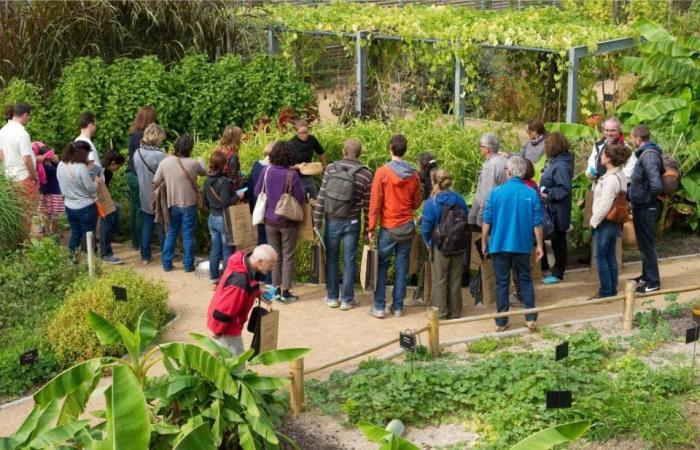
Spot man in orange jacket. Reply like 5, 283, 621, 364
367, 134, 422, 318
206, 244, 278, 355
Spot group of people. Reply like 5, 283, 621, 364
0, 102, 667, 347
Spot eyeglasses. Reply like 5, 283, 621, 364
604, 129, 619, 133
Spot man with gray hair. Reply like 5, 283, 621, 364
586, 117, 636, 182
313, 139, 373, 310
468, 133, 508, 228
206, 244, 278, 356
482, 156, 544, 332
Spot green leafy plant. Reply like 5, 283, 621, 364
509, 420, 591, 450
0, 168, 28, 255
359, 420, 419, 450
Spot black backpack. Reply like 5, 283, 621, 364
431, 199, 469, 256
323, 162, 366, 217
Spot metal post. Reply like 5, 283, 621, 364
355, 31, 368, 116
267, 28, 280, 55
427, 307, 440, 356
622, 280, 636, 330
565, 46, 585, 123
86, 231, 95, 277
454, 56, 466, 126
289, 358, 304, 416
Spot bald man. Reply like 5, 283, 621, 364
206, 244, 278, 356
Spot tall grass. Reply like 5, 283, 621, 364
0, 171, 26, 254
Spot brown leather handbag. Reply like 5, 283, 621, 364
605, 176, 629, 224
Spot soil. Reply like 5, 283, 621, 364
2, 243, 700, 444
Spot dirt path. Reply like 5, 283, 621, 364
2, 244, 700, 437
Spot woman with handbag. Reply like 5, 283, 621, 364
153, 134, 207, 273
589, 144, 631, 299
56, 141, 98, 255
134, 124, 167, 265
126, 105, 157, 250
254, 141, 306, 303
204, 151, 235, 289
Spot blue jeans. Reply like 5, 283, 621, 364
66, 203, 98, 253
208, 214, 233, 282
141, 212, 164, 261
99, 209, 119, 257
325, 219, 360, 302
632, 206, 660, 286
162, 206, 197, 272
595, 221, 621, 297
492, 252, 537, 327
374, 228, 412, 312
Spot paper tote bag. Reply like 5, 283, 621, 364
360, 245, 378, 292
224, 203, 258, 251
310, 243, 326, 284
252, 168, 270, 226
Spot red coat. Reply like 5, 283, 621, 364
206, 251, 261, 337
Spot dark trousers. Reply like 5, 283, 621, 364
550, 230, 568, 280
99, 209, 119, 257
633, 206, 660, 286
66, 203, 98, 253
126, 171, 142, 249
492, 252, 537, 327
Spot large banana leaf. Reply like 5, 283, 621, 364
34, 359, 102, 407
189, 333, 234, 359
172, 423, 215, 450
617, 97, 687, 122
57, 373, 102, 425
248, 348, 310, 366
159, 342, 240, 396
86, 311, 120, 346
25, 420, 90, 449
358, 422, 420, 450
639, 40, 694, 57
646, 53, 700, 85
545, 123, 597, 141
637, 18, 674, 42
509, 420, 591, 450
136, 310, 158, 352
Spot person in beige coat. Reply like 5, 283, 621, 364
589, 143, 631, 299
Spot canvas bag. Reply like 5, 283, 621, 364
252, 168, 269, 226
274, 170, 304, 222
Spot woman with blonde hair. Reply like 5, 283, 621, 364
126, 105, 157, 249
217, 125, 243, 190
420, 169, 469, 319
134, 123, 167, 264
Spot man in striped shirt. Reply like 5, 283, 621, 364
313, 139, 373, 311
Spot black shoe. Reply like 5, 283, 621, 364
630, 275, 646, 285
636, 284, 660, 294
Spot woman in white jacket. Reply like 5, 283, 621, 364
589, 143, 632, 299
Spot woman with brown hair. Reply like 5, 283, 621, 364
540, 132, 573, 285
204, 150, 235, 288
217, 125, 243, 191
520, 118, 547, 164
126, 105, 157, 250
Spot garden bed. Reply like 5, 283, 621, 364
299, 296, 700, 449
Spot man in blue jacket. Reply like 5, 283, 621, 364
482, 156, 544, 332
628, 125, 663, 294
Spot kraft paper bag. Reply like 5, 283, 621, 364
481, 258, 496, 306
583, 190, 594, 229
408, 233, 422, 275
360, 245, 378, 292
298, 201, 315, 242
251, 309, 279, 356
470, 232, 482, 270
531, 248, 543, 281
310, 243, 326, 284
225, 203, 257, 251
622, 219, 637, 249
96, 180, 116, 216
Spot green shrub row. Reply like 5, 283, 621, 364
0, 53, 314, 150
0, 171, 27, 255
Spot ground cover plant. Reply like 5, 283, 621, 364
307, 321, 699, 449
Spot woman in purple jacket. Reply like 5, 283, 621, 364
254, 141, 306, 303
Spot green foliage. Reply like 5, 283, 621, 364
307, 329, 697, 448
359, 421, 420, 450
46, 268, 172, 365
0, 171, 26, 255
467, 336, 522, 354
509, 420, 591, 450
0, 78, 54, 143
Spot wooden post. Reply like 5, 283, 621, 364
86, 231, 95, 277
622, 280, 636, 330
423, 261, 431, 304
289, 358, 304, 416
427, 307, 440, 356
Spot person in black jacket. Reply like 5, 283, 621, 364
540, 132, 573, 285
628, 125, 663, 293
204, 151, 235, 289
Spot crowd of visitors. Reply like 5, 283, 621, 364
0, 102, 670, 342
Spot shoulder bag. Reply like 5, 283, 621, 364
605, 174, 629, 224
274, 170, 304, 222
252, 167, 269, 226
177, 157, 204, 209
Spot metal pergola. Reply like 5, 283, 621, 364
265, 27, 638, 124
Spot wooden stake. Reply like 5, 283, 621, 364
289, 358, 304, 416
622, 280, 636, 330
86, 231, 95, 278
427, 307, 440, 356
423, 261, 432, 304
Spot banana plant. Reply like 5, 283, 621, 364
359, 420, 420, 450
509, 420, 591, 450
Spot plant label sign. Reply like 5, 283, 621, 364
400, 331, 416, 352
546, 390, 572, 409
555, 341, 569, 361
686, 326, 699, 344
112, 285, 127, 302
19, 349, 38, 366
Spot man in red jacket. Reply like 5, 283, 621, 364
367, 134, 422, 319
207, 244, 278, 356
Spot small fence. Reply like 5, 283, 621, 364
287, 280, 700, 415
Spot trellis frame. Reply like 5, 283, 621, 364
266, 27, 638, 124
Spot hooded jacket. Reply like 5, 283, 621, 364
206, 251, 261, 337
368, 160, 422, 231
628, 142, 663, 209
540, 151, 574, 232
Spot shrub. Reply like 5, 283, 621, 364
47, 268, 172, 364
0, 78, 55, 143
0, 328, 58, 399
0, 171, 25, 255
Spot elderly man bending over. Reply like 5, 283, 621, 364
206, 244, 278, 356
482, 156, 544, 333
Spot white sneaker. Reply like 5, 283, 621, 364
325, 298, 340, 308
340, 300, 356, 311
368, 308, 386, 319
386, 305, 403, 318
